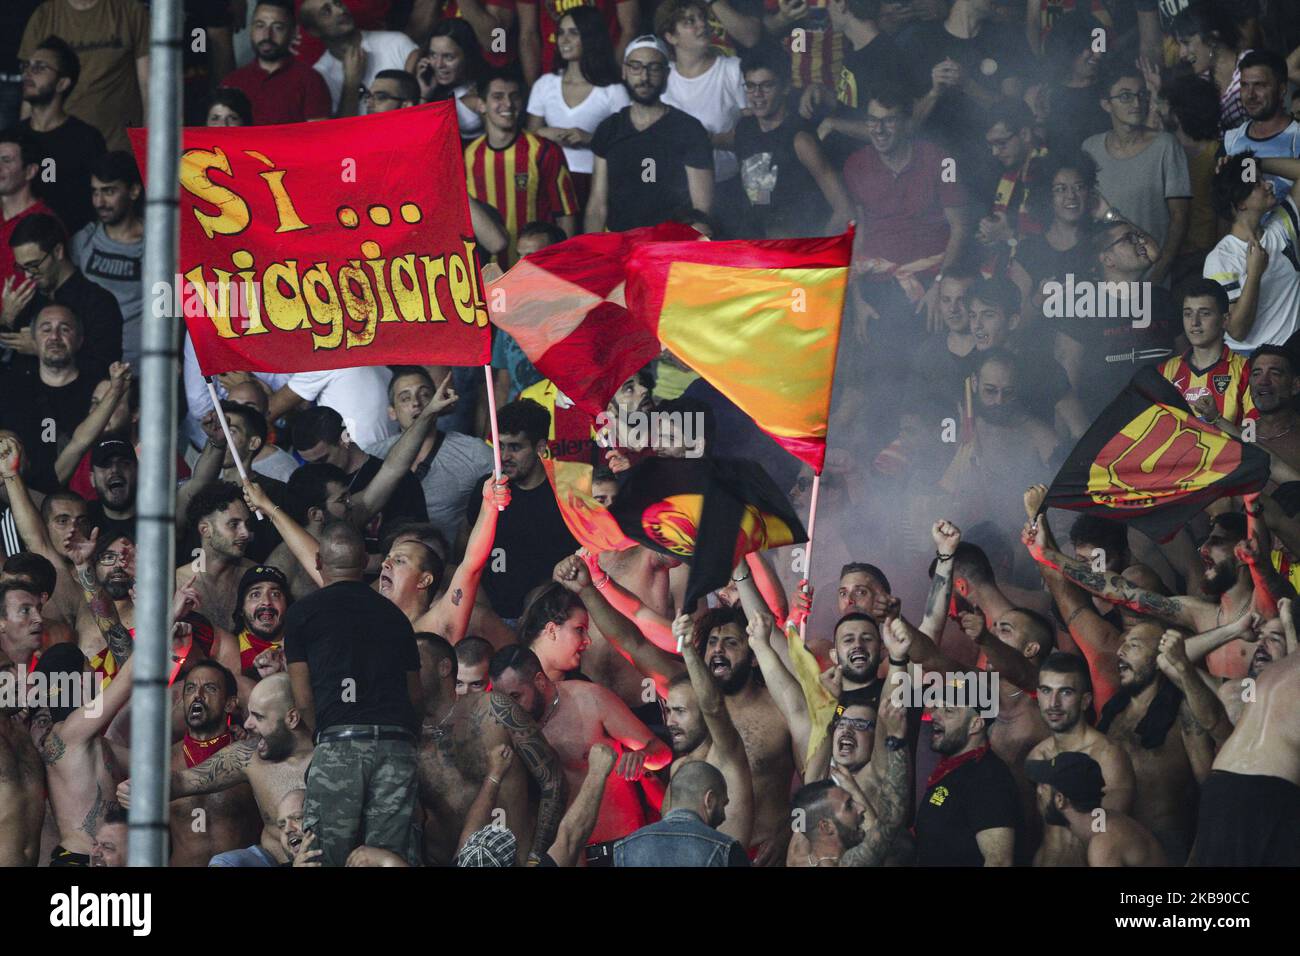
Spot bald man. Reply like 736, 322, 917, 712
613, 761, 749, 867
117, 673, 314, 865
285, 521, 423, 867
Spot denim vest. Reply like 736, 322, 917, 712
612, 810, 749, 867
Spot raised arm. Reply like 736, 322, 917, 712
176, 411, 229, 532
838, 693, 910, 867
65, 527, 134, 666
353, 375, 455, 527
579, 550, 676, 652
429, 477, 511, 644
485, 690, 565, 862
958, 611, 1040, 692
1183, 612, 1258, 666
1157, 631, 1232, 751
0, 436, 58, 563
243, 481, 324, 588
55, 652, 135, 747
743, 612, 811, 774
555, 554, 683, 698
1242, 495, 1296, 617
55, 362, 131, 484
921, 520, 961, 641
675, 613, 753, 847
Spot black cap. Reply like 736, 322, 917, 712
1024, 752, 1105, 810
237, 565, 289, 609
92, 439, 136, 468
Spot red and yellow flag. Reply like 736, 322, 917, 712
130, 102, 490, 374
624, 230, 853, 474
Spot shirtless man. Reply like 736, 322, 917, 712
119, 673, 313, 866
246, 476, 509, 648
1094, 621, 1214, 865
1028, 652, 1137, 866
1215, 614, 1289, 726
1027, 752, 1166, 867
412, 633, 564, 865
36, 641, 134, 865
664, 613, 754, 848
0, 580, 45, 667
168, 659, 261, 866
489, 644, 671, 854
0, 648, 44, 865
176, 483, 255, 639
1190, 613, 1300, 865
1026, 505, 1287, 679
454, 636, 494, 695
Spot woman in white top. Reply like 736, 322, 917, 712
1171, 5, 1250, 132
526, 7, 629, 207
405, 18, 486, 141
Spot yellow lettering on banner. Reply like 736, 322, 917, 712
448, 254, 475, 325
302, 262, 344, 349
462, 238, 489, 327
184, 265, 237, 338
181, 147, 251, 239
339, 262, 379, 348
420, 256, 450, 323
231, 250, 267, 334
363, 250, 401, 325
389, 254, 427, 322
262, 260, 310, 332
259, 169, 309, 233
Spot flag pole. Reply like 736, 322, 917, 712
204, 377, 263, 519
482, 365, 504, 510
798, 472, 822, 644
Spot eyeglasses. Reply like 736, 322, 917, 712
18, 251, 50, 275
625, 61, 667, 76
21, 61, 58, 76
359, 89, 401, 107
835, 717, 876, 733
98, 549, 132, 567
1107, 90, 1150, 105
865, 116, 902, 130
743, 81, 779, 95
1106, 230, 1144, 251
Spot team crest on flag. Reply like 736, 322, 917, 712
1044, 367, 1269, 541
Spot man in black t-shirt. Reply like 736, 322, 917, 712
86, 438, 135, 544
915, 702, 1024, 866
586, 35, 714, 232
19, 36, 106, 235
473, 398, 577, 623
285, 520, 422, 868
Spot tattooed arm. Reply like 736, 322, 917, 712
1242, 498, 1296, 618
428, 477, 509, 644
487, 691, 566, 862
839, 695, 910, 867
70, 545, 134, 665
1027, 537, 1203, 630
1157, 631, 1232, 753
172, 740, 256, 797
921, 520, 961, 641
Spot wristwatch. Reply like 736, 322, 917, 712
884, 736, 907, 752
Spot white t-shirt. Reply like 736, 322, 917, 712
453, 83, 484, 141
314, 30, 419, 113
286, 367, 397, 453
1224, 120, 1300, 202
181, 336, 290, 450
663, 55, 746, 182
525, 75, 630, 174
1205, 196, 1300, 352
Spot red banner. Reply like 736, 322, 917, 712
129, 102, 491, 374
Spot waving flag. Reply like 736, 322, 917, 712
130, 102, 490, 374
624, 230, 853, 474
1043, 367, 1269, 541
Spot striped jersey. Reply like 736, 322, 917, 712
764, 0, 842, 89
465, 131, 577, 264
1158, 345, 1256, 426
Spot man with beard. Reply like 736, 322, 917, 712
0, 305, 100, 491
1224, 51, 1300, 201
1027, 752, 1166, 867
612, 760, 747, 867
37, 640, 134, 866
1027, 509, 1274, 680
89, 804, 128, 867
1088, 621, 1214, 865
71, 529, 134, 684
823, 612, 883, 706
70, 151, 142, 365
1190, 613, 1300, 866
7, 216, 123, 374
229, 565, 289, 681
17, 37, 104, 235
0, 643, 44, 865
585, 35, 714, 233
260, 463, 349, 601
956, 349, 1059, 479
413, 633, 565, 866
664, 613, 753, 848
1027, 652, 1137, 866
276, 788, 308, 864
787, 692, 911, 867
175, 483, 254, 644
1200, 613, 1292, 727
489, 643, 670, 857
915, 700, 1024, 866
87, 438, 135, 543
220, 0, 333, 125
168, 659, 261, 866
120, 673, 314, 866
476, 400, 577, 623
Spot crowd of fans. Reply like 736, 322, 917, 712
0, 0, 1298, 869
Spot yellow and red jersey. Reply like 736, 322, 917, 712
465, 131, 577, 263
1159, 346, 1256, 427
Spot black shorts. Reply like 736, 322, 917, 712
1190, 771, 1300, 866
50, 845, 91, 867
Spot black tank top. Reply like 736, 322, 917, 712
734, 113, 830, 239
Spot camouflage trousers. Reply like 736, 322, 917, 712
303, 727, 418, 868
